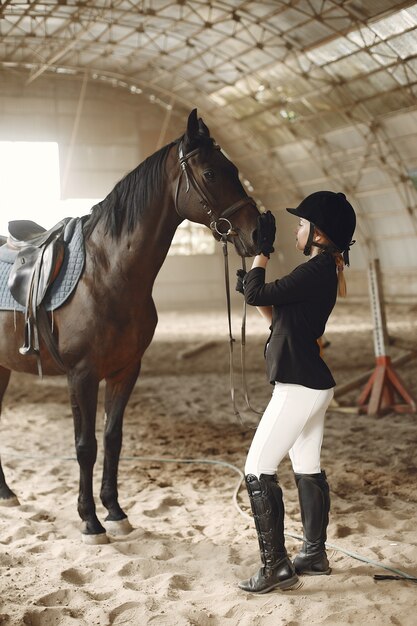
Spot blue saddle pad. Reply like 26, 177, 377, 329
0, 217, 85, 312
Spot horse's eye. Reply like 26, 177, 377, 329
203, 169, 215, 182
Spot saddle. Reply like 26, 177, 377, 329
7, 219, 67, 248
6, 218, 72, 375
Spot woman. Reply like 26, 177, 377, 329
236, 190, 356, 594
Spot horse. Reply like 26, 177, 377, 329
0, 109, 259, 543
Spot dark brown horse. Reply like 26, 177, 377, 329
0, 109, 259, 543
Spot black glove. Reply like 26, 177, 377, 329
256, 210, 276, 257
235, 269, 247, 295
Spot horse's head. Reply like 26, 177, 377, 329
174, 109, 259, 257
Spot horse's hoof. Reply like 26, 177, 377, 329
104, 518, 133, 536
82, 532, 109, 545
0, 495, 20, 507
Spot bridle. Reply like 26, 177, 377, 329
174, 140, 258, 239
175, 140, 262, 427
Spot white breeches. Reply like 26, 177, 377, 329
244, 383, 334, 477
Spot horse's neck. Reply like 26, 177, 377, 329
133, 200, 182, 281
87, 198, 181, 292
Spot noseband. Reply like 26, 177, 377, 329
174, 141, 257, 238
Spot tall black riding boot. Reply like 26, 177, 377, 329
293, 470, 331, 575
238, 474, 298, 594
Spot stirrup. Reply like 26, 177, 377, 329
19, 344, 39, 356
19, 320, 39, 356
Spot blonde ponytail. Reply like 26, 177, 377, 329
314, 227, 348, 297
334, 252, 347, 297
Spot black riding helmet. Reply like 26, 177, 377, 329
286, 191, 356, 265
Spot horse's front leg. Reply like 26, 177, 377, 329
100, 361, 141, 535
67, 369, 105, 543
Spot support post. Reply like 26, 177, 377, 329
357, 259, 416, 416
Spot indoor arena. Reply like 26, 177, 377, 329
0, 2, 416, 625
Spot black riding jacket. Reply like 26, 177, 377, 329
244, 252, 337, 389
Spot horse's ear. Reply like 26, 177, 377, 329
185, 109, 199, 142
198, 117, 210, 138
184, 109, 210, 151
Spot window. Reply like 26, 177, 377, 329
0, 141, 96, 235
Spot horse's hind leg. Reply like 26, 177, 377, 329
0, 367, 19, 506
100, 362, 141, 535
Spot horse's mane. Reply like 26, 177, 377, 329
84, 132, 216, 239
84, 139, 178, 239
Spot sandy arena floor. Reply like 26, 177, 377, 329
0, 300, 416, 625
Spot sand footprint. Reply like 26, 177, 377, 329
152, 572, 192, 598
117, 559, 161, 580
335, 523, 353, 538
113, 538, 174, 561
1, 522, 38, 543
228, 545, 242, 565
34, 588, 77, 607
108, 602, 143, 625
26, 542, 53, 554
85, 589, 113, 601
27, 510, 56, 523
22, 607, 84, 626
169, 607, 220, 626
61, 567, 94, 585
15, 503, 37, 513
142, 496, 184, 518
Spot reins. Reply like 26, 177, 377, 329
220, 234, 262, 428
174, 139, 262, 427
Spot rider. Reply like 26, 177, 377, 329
236, 190, 356, 594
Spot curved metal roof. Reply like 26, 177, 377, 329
1, 0, 417, 274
